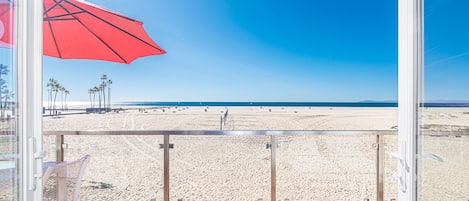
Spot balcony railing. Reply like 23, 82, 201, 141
42, 130, 469, 201
42, 130, 407, 201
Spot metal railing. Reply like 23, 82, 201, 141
43, 130, 403, 201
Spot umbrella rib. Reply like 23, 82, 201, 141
79, 24, 128, 63
44, 0, 65, 16
43, 2, 63, 58
44, 11, 85, 21
63, 0, 165, 52
44, 18, 76, 21
48, 0, 127, 62
73, 1, 137, 23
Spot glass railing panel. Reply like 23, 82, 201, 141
170, 135, 271, 201
418, 132, 469, 201
55, 135, 165, 201
43, 135, 57, 162
383, 134, 398, 201
42, 130, 398, 201
276, 134, 377, 201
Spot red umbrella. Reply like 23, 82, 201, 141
0, 2, 13, 48
1, 0, 166, 64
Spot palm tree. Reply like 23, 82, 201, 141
107, 79, 112, 110
46, 83, 51, 114
88, 89, 93, 108
46, 78, 56, 115
64, 90, 69, 111
59, 86, 66, 111
93, 86, 99, 109
100, 74, 107, 111
0, 89, 9, 120
50, 79, 60, 115
100, 83, 106, 111
96, 85, 102, 110
3, 91, 13, 118
0, 64, 8, 119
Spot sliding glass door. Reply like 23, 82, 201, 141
418, 0, 469, 200
1, 1, 44, 200
0, 1, 19, 200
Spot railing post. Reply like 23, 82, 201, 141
164, 134, 170, 201
271, 135, 277, 201
55, 134, 65, 201
56, 134, 64, 162
376, 134, 384, 201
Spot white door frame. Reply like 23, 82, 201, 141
17, 0, 44, 200
397, 0, 423, 200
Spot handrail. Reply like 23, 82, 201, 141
42, 129, 469, 136
43, 130, 398, 136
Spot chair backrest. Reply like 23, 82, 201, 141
43, 155, 91, 201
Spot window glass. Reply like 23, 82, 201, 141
419, 1, 469, 200
0, 0, 18, 200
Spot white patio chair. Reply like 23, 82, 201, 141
43, 155, 90, 201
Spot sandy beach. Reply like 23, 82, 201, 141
44, 106, 398, 130
39, 106, 469, 201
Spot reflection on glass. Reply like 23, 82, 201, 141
383, 135, 398, 201
45, 135, 165, 201
421, 0, 469, 200
277, 134, 377, 200
0, 0, 17, 200
170, 135, 271, 201
418, 134, 469, 200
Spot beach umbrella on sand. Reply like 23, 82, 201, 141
0, 0, 166, 64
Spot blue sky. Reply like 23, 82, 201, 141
39, 0, 466, 102
424, 0, 469, 102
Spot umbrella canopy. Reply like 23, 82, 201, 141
1, 0, 166, 63
0, 2, 13, 48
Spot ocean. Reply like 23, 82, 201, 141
67, 101, 469, 108
114, 101, 397, 107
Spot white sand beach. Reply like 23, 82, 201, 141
39, 106, 469, 201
